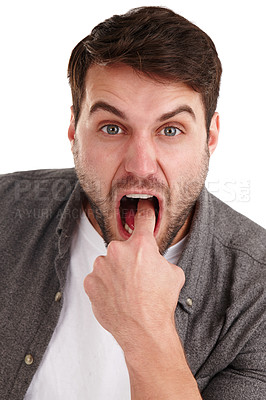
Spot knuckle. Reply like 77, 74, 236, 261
93, 255, 103, 267
175, 266, 186, 287
107, 240, 120, 255
83, 274, 94, 296
169, 263, 185, 285
107, 240, 127, 259
93, 255, 105, 274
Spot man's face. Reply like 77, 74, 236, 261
69, 64, 219, 254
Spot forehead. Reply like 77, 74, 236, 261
83, 64, 205, 120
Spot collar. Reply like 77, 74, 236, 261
56, 180, 84, 256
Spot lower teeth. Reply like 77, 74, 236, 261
124, 223, 133, 234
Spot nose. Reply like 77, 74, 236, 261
124, 134, 158, 178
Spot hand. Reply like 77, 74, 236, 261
84, 201, 201, 399
83, 199, 185, 352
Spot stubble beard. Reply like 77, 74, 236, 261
73, 139, 209, 255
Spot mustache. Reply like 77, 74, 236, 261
108, 176, 170, 201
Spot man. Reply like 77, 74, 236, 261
0, 6, 265, 400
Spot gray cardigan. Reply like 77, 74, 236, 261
0, 169, 265, 400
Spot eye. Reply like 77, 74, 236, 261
159, 126, 182, 137
101, 124, 122, 135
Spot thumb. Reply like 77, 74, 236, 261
132, 199, 156, 236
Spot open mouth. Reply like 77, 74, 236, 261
119, 194, 160, 236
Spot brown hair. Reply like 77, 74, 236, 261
68, 6, 222, 131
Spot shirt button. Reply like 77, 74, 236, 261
186, 298, 193, 307
55, 291, 62, 302
24, 354, 34, 365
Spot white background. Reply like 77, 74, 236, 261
1, 0, 265, 228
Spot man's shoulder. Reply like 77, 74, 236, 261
0, 168, 79, 224
0, 168, 77, 198
0, 168, 77, 184
209, 192, 266, 265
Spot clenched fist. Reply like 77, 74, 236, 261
83, 199, 185, 353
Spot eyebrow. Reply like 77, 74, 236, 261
89, 101, 126, 119
89, 101, 196, 122
158, 105, 196, 122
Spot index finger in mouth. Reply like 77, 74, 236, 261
133, 199, 156, 236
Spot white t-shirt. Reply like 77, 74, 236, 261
25, 212, 187, 400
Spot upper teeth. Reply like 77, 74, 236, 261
126, 194, 153, 199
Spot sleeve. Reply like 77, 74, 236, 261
201, 318, 266, 400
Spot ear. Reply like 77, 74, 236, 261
68, 106, 76, 151
208, 112, 220, 155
